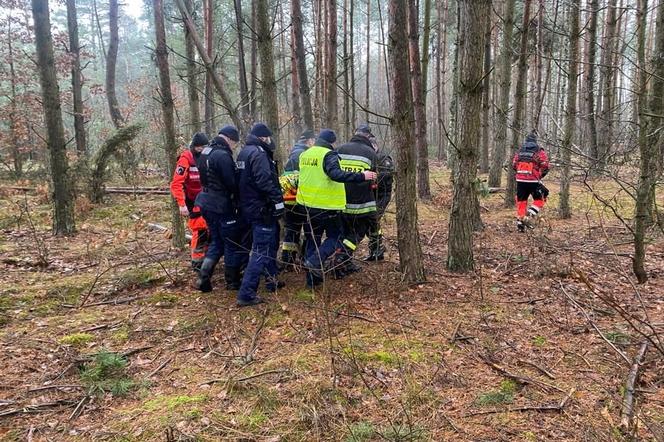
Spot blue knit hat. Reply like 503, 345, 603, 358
317, 129, 337, 144
218, 125, 240, 142
250, 123, 273, 137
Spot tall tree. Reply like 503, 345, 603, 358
436, 0, 448, 161
106, 0, 123, 128
203, 0, 214, 134
32, 0, 76, 235
504, 0, 532, 207
234, 0, 251, 121
559, 0, 580, 219
255, 0, 282, 156
488, 0, 515, 188
408, 0, 431, 200
324, 0, 338, 130
175, 0, 244, 132
291, 0, 314, 130
184, 0, 201, 135
290, 26, 303, 135
153, 0, 185, 248
364, 0, 371, 121
596, 0, 618, 172
583, 0, 599, 164
388, 0, 425, 282
6, 10, 23, 177
479, 17, 491, 173
447, 0, 489, 272
66, 0, 86, 154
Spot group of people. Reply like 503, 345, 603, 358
170, 123, 394, 307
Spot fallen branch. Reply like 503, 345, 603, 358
200, 369, 290, 386
480, 355, 565, 393
0, 399, 79, 418
27, 384, 84, 393
620, 341, 649, 431
147, 357, 173, 378
464, 388, 576, 417
517, 359, 556, 380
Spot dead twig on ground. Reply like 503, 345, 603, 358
517, 359, 556, 380
620, 341, 649, 432
480, 355, 565, 393
200, 369, 290, 386
27, 385, 83, 393
68, 395, 90, 421
146, 357, 173, 378
0, 399, 79, 418
464, 387, 576, 417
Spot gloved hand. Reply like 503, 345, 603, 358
363, 171, 378, 181
179, 205, 189, 217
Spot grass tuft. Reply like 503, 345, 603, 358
80, 350, 135, 396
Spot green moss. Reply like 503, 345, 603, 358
294, 289, 315, 302
605, 330, 630, 345
112, 325, 130, 344
366, 350, 398, 365
237, 409, 268, 430
146, 291, 178, 308
532, 335, 547, 347
346, 421, 376, 442
143, 394, 208, 412
476, 380, 517, 406
60, 332, 95, 347
115, 267, 164, 290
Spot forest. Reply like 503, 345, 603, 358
0, 0, 663, 440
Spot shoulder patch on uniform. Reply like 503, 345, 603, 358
258, 146, 264, 152
176, 166, 185, 175
202, 147, 212, 155
236, 161, 245, 169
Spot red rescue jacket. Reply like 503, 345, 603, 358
170, 149, 202, 210
512, 142, 550, 182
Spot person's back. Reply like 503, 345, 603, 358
512, 131, 550, 232
337, 134, 378, 216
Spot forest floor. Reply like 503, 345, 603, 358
0, 167, 663, 441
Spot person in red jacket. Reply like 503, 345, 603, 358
170, 132, 210, 271
512, 131, 550, 232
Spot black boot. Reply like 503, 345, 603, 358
195, 258, 217, 293
364, 235, 385, 261
224, 266, 242, 290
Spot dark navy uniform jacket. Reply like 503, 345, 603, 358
195, 136, 239, 218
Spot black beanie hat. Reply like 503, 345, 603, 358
218, 125, 240, 142
317, 129, 337, 144
525, 131, 538, 143
190, 132, 209, 148
250, 123, 273, 138
299, 129, 316, 140
355, 124, 372, 136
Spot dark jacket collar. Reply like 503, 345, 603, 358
314, 139, 334, 150
246, 134, 274, 153
349, 135, 373, 149
209, 135, 231, 152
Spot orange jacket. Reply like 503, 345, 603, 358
170, 150, 202, 209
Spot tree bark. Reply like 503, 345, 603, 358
203, 0, 214, 134
250, 0, 258, 118
175, 0, 244, 133
32, 0, 76, 236
408, 0, 431, 200
66, 0, 87, 155
290, 27, 303, 136
7, 13, 23, 177
153, 0, 186, 249
343, 0, 351, 139
596, 0, 618, 172
106, 0, 124, 129
436, 0, 448, 161
365, 0, 371, 121
184, 0, 201, 135
324, 0, 338, 131
447, 0, 489, 272
503, 0, 531, 207
234, 0, 251, 121
255, 0, 282, 158
488, 0, 515, 188
584, 0, 599, 164
479, 16, 491, 173
291, 0, 314, 130
559, 0, 580, 219
388, 0, 425, 283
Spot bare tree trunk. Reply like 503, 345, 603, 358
377, 0, 392, 107
488, 0, 515, 188
408, 0, 431, 200
559, 0, 580, 219
67, 0, 87, 155
184, 0, 201, 135
154, 0, 186, 248
7, 14, 23, 177
447, 0, 489, 272
343, 0, 351, 139
597, 0, 618, 172
175, 0, 244, 132
292, 0, 314, 129
250, 0, 258, 118
235, 0, 251, 122
278, 2, 291, 142
633, 0, 655, 283
365, 0, 371, 121
255, 0, 282, 157
503, 0, 531, 207
349, 0, 357, 128
204, 0, 215, 134
479, 16, 491, 173
584, 0, 599, 163
388, 0, 425, 283
106, 0, 124, 129
447, 1, 460, 175
436, 0, 448, 161
32, 0, 76, 235
290, 27, 303, 136
324, 0, 338, 130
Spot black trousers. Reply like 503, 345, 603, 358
516, 181, 549, 202
341, 213, 375, 253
